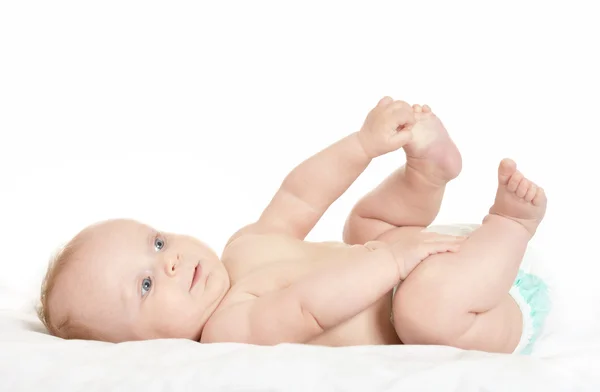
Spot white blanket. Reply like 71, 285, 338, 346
1, 309, 598, 392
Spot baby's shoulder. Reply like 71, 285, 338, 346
221, 229, 307, 278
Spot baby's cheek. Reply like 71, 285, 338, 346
150, 294, 198, 337
155, 293, 188, 316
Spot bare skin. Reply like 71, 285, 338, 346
345, 104, 547, 353
201, 97, 466, 345
201, 99, 546, 353
48, 97, 464, 344
47, 97, 546, 354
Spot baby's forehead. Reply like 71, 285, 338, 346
83, 218, 153, 240
78, 219, 150, 250
66, 219, 154, 278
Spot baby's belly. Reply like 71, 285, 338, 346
308, 290, 401, 346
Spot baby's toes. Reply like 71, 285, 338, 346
507, 172, 524, 192
412, 104, 423, 113
524, 183, 537, 202
516, 178, 530, 198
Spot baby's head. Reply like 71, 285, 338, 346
38, 219, 230, 342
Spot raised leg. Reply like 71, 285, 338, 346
344, 105, 462, 244
392, 159, 547, 353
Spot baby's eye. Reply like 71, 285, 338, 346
154, 236, 165, 251
141, 277, 152, 297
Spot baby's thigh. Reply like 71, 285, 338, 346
452, 296, 523, 353
391, 288, 523, 353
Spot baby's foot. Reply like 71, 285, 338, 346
489, 158, 547, 236
404, 104, 462, 185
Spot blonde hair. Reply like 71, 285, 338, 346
37, 238, 99, 340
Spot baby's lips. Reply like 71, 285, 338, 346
189, 262, 202, 291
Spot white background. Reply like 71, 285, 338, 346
1, 1, 599, 336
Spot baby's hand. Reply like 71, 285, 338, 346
367, 231, 466, 280
358, 96, 416, 159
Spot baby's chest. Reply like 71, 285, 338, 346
232, 260, 317, 296
224, 237, 340, 296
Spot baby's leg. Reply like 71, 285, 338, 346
344, 105, 462, 244
392, 159, 547, 353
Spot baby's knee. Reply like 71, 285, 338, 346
342, 212, 369, 244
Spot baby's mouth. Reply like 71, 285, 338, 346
189, 263, 202, 291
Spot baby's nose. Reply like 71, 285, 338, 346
164, 254, 181, 277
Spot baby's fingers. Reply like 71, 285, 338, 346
391, 107, 416, 129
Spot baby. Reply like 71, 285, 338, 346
38, 97, 550, 354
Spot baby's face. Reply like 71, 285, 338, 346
51, 219, 230, 342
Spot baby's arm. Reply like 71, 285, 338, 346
227, 97, 415, 242
259, 131, 370, 239
203, 232, 463, 345
203, 244, 399, 344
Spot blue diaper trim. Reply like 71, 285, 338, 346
512, 270, 551, 354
